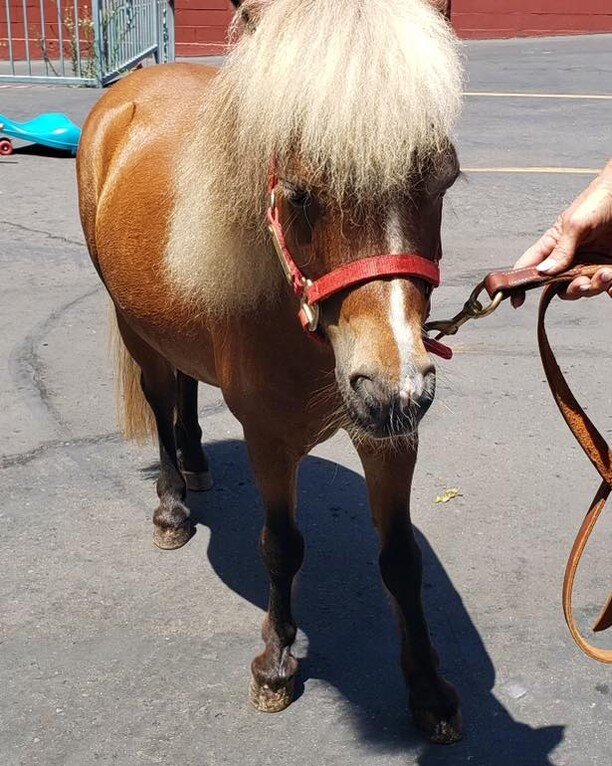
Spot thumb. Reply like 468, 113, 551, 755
536, 229, 579, 274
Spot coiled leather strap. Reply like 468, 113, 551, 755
538, 282, 611, 663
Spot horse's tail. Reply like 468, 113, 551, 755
109, 309, 156, 443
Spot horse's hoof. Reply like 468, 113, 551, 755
153, 523, 194, 550
412, 707, 463, 745
182, 470, 213, 492
248, 677, 294, 713
410, 677, 463, 744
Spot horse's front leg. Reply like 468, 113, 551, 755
246, 432, 305, 712
356, 441, 462, 744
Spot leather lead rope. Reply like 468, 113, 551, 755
426, 254, 612, 662
538, 283, 612, 663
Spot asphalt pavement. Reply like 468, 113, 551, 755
1, 35, 611, 766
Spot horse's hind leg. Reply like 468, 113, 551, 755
175, 371, 213, 491
245, 431, 304, 713
356, 442, 462, 745
115, 313, 193, 550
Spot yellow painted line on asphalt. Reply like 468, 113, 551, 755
464, 91, 612, 100
462, 167, 600, 175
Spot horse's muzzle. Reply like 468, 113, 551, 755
345, 367, 436, 438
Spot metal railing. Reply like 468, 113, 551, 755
0, 0, 174, 86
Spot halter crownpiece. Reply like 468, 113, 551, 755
266, 168, 452, 359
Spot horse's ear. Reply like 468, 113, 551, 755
231, 0, 264, 33
428, 0, 452, 21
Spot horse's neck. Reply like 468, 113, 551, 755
167, 159, 284, 318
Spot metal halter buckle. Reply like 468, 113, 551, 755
299, 280, 320, 332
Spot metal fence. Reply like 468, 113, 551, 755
0, 0, 174, 86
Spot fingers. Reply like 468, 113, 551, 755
563, 276, 594, 300
510, 160, 612, 306
513, 223, 560, 269
512, 220, 563, 307
513, 240, 550, 270
592, 267, 612, 293
535, 228, 580, 274
514, 267, 612, 304
561, 268, 612, 300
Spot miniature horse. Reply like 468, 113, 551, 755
77, 0, 464, 744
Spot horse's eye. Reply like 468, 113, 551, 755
288, 187, 312, 208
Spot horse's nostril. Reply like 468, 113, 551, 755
399, 389, 411, 409
398, 367, 436, 413
422, 363, 436, 381
349, 372, 374, 394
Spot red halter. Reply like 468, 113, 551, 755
266, 171, 452, 359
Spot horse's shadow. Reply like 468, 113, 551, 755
144, 438, 563, 763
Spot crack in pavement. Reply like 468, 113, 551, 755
0, 219, 84, 248
6, 281, 229, 505
5, 281, 144, 517
9, 285, 102, 432
1, 432, 121, 470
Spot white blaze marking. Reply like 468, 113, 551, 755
390, 280, 414, 387
386, 206, 415, 388
386, 205, 404, 255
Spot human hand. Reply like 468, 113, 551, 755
512, 160, 612, 306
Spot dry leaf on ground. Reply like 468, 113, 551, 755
434, 488, 462, 504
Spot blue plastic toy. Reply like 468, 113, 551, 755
0, 112, 81, 156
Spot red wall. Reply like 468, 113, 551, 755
175, 0, 234, 57
174, 1, 612, 55
1, 0, 92, 62
173, 1, 612, 56
3, 1, 612, 63
453, 0, 612, 38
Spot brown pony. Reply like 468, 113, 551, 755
77, 0, 464, 744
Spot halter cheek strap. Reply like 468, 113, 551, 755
266, 172, 451, 359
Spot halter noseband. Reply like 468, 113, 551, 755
266, 169, 452, 359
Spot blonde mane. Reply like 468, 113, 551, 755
167, 0, 464, 314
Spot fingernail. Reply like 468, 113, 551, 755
579, 283, 591, 292
600, 268, 612, 283
536, 258, 557, 273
